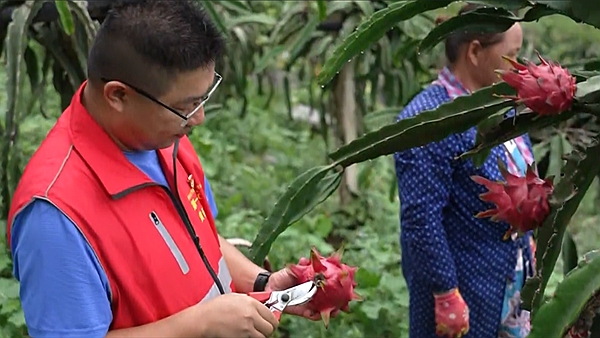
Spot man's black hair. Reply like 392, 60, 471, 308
87, 0, 226, 97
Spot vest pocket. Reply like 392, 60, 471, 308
149, 211, 190, 274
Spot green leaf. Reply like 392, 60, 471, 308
201, 1, 229, 36
253, 45, 285, 75
563, 57, 600, 70
23, 46, 39, 90
215, 0, 252, 13
363, 106, 403, 130
521, 140, 600, 315
308, 35, 334, 59
268, 2, 305, 45
285, 16, 320, 68
355, 268, 382, 289
0, 278, 19, 300
353, 0, 374, 16
534, 0, 600, 30
419, 5, 560, 53
521, 3, 562, 20
546, 134, 570, 179
34, 22, 84, 90
283, 76, 292, 118
469, 108, 510, 167
467, 0, 533, 9
55, 0, 75, 35
528, 250, 600, 338
328, 82, 516, 168
226, 14, 276, 27
419, 8, 516, 53
249, 166, 343, 264
64, 0, 99, 54
317, 0, 454, 86
64, 0, 98, 80
574, 74, 600, 104
316, 0, 327, 20
562, 231, 579, 276
5, 0, 44, 121
378, 35, 392, 72
571, 70, 600, 82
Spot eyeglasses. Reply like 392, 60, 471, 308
101, 72, 222, 127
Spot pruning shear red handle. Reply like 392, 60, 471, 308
247, 281, 317, 321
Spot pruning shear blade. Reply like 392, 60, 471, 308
247, 281, 317, 321
280, 281, 317, 306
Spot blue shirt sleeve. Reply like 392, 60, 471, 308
11, 199, 112, 338
203, 176, 218, 218
394, 89, 460, 293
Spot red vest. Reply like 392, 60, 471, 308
7, 82, 234, 329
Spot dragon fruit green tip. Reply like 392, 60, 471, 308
496, 52, 576, 116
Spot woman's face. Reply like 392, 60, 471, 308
470, 23, 523, 88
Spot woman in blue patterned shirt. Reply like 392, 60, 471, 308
394, 4, 536, 338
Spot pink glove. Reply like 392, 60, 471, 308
434, 288, 470, 338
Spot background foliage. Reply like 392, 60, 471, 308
0, 1, 599, 337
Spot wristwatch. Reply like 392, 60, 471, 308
253, 271, 271, 292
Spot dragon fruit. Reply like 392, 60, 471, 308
288, 247, 361, 328
567, 324, 591, 338
471, 161, 554, 238
497, 52, 576, 116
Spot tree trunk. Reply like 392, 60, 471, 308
331, 60, 359, 206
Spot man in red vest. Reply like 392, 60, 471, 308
7, 1, 327, 337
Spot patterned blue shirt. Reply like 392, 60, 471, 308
394, 75, 534, 337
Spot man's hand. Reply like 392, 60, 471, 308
196, 293, 279, 338
106, 293, 279, 338
434, 288, 469, 338
265, 268, 340, 321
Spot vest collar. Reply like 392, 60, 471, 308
69, 81, 177, 197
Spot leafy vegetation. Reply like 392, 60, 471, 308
0, 0, 599, 337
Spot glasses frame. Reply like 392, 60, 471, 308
101, 72, 222, 127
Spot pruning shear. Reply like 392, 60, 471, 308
247, 281, 317, 321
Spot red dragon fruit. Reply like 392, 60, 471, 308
568, 325, 591, 338
471, 161, 554, 238
496, 52, 576, 116
288, 246, 361, 328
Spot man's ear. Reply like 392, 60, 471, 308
466, 40, 483, 67
103, 81, 129, 113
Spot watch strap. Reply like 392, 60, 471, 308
253, 271, 271, 292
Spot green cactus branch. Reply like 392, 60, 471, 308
528, 251, 600, 338
248, 165, 343, 264
521, 138, 600, 316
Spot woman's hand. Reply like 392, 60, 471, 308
434, 288, 470, 338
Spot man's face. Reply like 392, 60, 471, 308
104, 64, 219, 151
